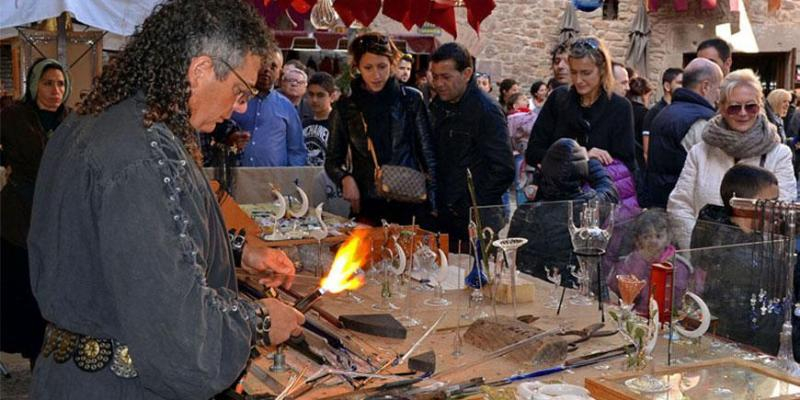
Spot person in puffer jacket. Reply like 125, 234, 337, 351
509, 138, 618, 284
605, 159, 641, 224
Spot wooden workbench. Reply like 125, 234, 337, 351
239, 269, 772, 399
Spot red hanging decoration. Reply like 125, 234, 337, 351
384, 0, 434, 31
333, 0, 381, 27
700, 0, 717, 10
428, 3, 458, 38
408, 0, 433, 29
768, 0, 781, 11
383, 0, 415, 30
290, 0, 315, 13
647, 0, 660, 11
464, 0, 495, 35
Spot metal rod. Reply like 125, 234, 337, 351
397, 312, 447, 366
294, 287, 327, 313
69, 30, 107, 69
730, 196, 800, 211
16, 28, 47, 59
279, 286, 343, 328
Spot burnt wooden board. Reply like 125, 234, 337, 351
463, 316, 568, 367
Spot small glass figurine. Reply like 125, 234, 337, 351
609, 274, 668, 393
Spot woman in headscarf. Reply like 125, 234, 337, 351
667, 69, 795, 249
1, 58, 70, 367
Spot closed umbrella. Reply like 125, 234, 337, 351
625, 0, 650, 76
558, 1, 581, 45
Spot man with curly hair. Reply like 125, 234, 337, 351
26, 1, 304, 398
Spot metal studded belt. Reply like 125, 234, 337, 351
42, 324, 138, 378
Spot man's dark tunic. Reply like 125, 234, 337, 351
28, 94, 258, 399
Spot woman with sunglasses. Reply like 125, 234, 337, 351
668, 69, 795, 249
325, 33, 437, 227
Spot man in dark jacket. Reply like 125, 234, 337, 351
643, 58, 722, 208
641, 68, 683, 152
429, 42, 514, 246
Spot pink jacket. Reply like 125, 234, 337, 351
507, 109, 539, 156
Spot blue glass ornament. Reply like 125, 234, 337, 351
465, 239, 489, 289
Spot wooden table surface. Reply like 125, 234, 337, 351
239, 269, 771, 399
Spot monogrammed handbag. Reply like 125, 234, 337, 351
367, 137, 427, 203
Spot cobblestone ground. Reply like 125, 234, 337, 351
0, 353, 31, 400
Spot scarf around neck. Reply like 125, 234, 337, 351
702, 114, 777, 159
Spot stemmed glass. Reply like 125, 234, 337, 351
544, 266, 562, 309
308, 204, 328, 278
424, 248, 451, 307
567, 200, 615, 317
396, 228, 421, 327
569, 265, 594, 306
413, 240, 436, 292
371, 247, 399, 311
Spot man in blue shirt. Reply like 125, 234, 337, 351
233, 49, 307, 166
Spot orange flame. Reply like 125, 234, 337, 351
320, 229, 371, 293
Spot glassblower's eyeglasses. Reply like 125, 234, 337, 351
217, 58, 259, 103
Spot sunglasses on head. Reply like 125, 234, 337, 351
475, 72, 491, 79
725, 102, 759, 116
355, 35, 390, 54
571, 37, 601, 52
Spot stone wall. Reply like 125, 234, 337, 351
371, 0, 800, 96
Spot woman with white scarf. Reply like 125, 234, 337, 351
667, 69, 795, 249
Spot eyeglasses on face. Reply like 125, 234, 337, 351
282, 77, 307, 86
216, 58, 259, 104
725, 102, 759, 116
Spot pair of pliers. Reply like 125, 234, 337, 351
559, 323, 617, 352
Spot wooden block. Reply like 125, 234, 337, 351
339, 313, 407, 339
408, 350, 436, 374
490, 275, 536, 305
463, 316, 567, 367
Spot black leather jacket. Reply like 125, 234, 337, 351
325, 76, 437, 209
429, 80, 514, 215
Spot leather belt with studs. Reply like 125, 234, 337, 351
42, 324, 138, 378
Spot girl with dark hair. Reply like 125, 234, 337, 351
1, 58, 70, 366
325, 33, 437, 227
498, 78, 520, 109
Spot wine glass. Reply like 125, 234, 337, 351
544, 266, 562, 309
372, 247, 399, 311
424, 249, 451, 307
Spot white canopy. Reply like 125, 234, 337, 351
1, 0, 163, 36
